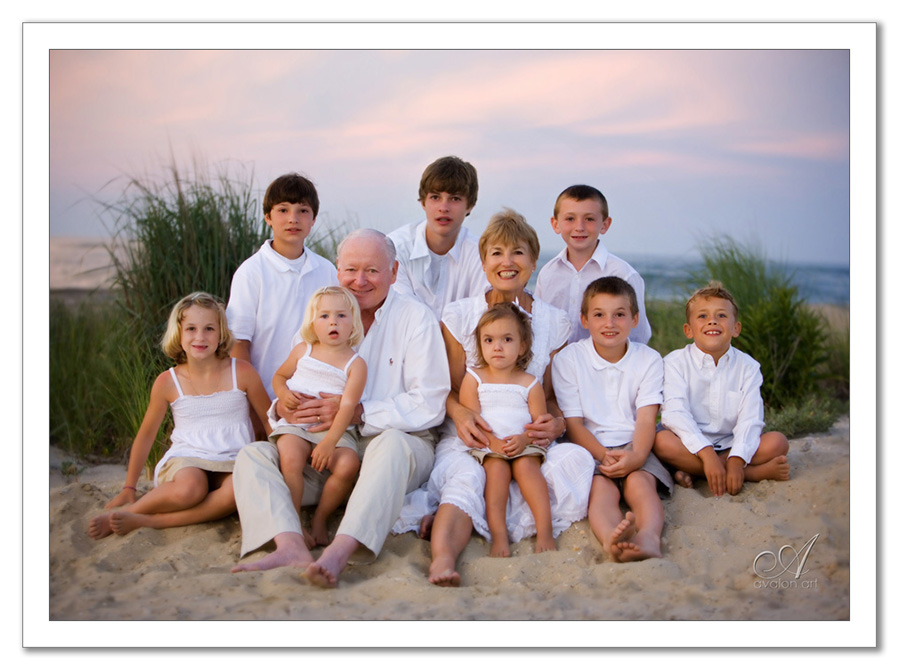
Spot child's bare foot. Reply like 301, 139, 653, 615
535, 532, 557, 553
489, 538, 511, 558
88, 513, 114, 540
109, 510, 143, 536
232, 533, 313, 573
309, 518, 331, 547
428, 557, 461, 587
303, 530, 317, 550
674, 470, 694, 488
611, 529, 662, 563
419, 514, 435, 540
609, 511, 637, 546
746, 455, 791, 482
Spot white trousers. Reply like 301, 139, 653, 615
233, 428, 436, 561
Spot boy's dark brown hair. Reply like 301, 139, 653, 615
263, 173, 320, 217
553, 184, 609, 220
685, 281, 739, 321
473, 302, 534, 371
581, 276, 639, 318
418, 156, 479, 210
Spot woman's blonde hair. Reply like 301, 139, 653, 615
161, 292, 234, 363
478, 208, 540, 263
298, 286, 364, 347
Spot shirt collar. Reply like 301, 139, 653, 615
410, 220, 465, 262
687, 342, 733, 369
552, 240, 608, 271
260, 239, 309, 274
587, 338, 631, 370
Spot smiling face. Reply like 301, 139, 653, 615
551, 197, 611, 258
478, 315, 527, 373
180, 305, 222, 362
265, 201, 315, 258
337, 234, 398, 316
684, 296, 741, 362
581, 292, 638, 362
421, 191, 472, 251
481, 239, 536, 295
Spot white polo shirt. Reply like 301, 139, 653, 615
388, 220, 489, 319
226, 240, 337, 399
535, 241, 651, 345
553, 338, 663, 447
661, 343, 765, 464
354, 290, 451, 436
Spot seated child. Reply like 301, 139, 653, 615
388, 155, 488, 318
88, 292, 272, 539
653, 282, 790, 496
535, 184, 651, 345
269, 286, 367, 548
460, 302, 556, 557
552, 277, 672, 562
226, 173, 338, 413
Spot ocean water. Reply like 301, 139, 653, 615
534, 250, 850, 306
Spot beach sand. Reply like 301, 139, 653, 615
49, 418, 849, 622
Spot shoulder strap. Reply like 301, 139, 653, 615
168, 367, 184, 397
343, 353, 360, 374
466, 367, 483, 385
230, 357, 239, 390
525, 375, 538, 391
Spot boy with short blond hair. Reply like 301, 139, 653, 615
653, 281, 790, 496
535, 184, 651, 344
226, 173, 338, 402
553, 277, 671, 562
388, 156, 488, 318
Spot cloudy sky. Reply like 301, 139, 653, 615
48, 41, 850, 266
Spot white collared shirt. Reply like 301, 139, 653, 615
535, 241, 651, 345
553, 338, 663, 447
388, 220, 490, 319
661, 343, 765, 464
226, 240, 338, 398
354, 290, 451, 436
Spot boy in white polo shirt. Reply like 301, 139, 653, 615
226, 173, 338, 413
388, 156, 488, 318
535, 184, 651, 344
552, 277, 671, 562
653, 282, 790, 496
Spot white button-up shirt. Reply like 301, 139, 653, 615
226, 241, 338, 398
535, 241, 651, 345
388, 220, 489, 319
553, 338, 663, 447
354, 290, 451, 436
661, 343, 765, 464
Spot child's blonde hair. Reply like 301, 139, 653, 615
161, 292, 234, 363
685, 281, 739, 321
298, 286, 364, 347
473, 302, 534, 371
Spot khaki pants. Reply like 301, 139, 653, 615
233, 428, 436, 561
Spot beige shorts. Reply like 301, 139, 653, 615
156, 457, 235, 484
469, 444, 547, 465
269, 424, 360, 455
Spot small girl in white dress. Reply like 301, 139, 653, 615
88, 292, 272, 539
269, 286, 367, 548
460, 302, 555, 557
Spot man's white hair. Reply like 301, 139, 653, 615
337, 228, 397, 264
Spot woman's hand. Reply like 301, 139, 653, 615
524, 413, 565, 447
450, 404, 492, 449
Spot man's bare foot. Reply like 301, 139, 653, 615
109, 510, 143, 536
674, 470, 694, 488
303, 534, 357, 588
231, 532, 313, 573
428, 557, 461, 587
746, 455, 790, 482
419, 514, 435, 541
88, 513, 114, 540
535, 532, 557, 553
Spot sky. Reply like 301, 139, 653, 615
48, 47, 850, 266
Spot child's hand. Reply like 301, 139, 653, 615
698, 446, 726, 497
104, 487, 137, 509
310, 442, 335, 472
598, 450, 643, 479
502, 434, 529, 457
726, 457, 746, 495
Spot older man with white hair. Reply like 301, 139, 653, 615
231, 228, 450, 587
